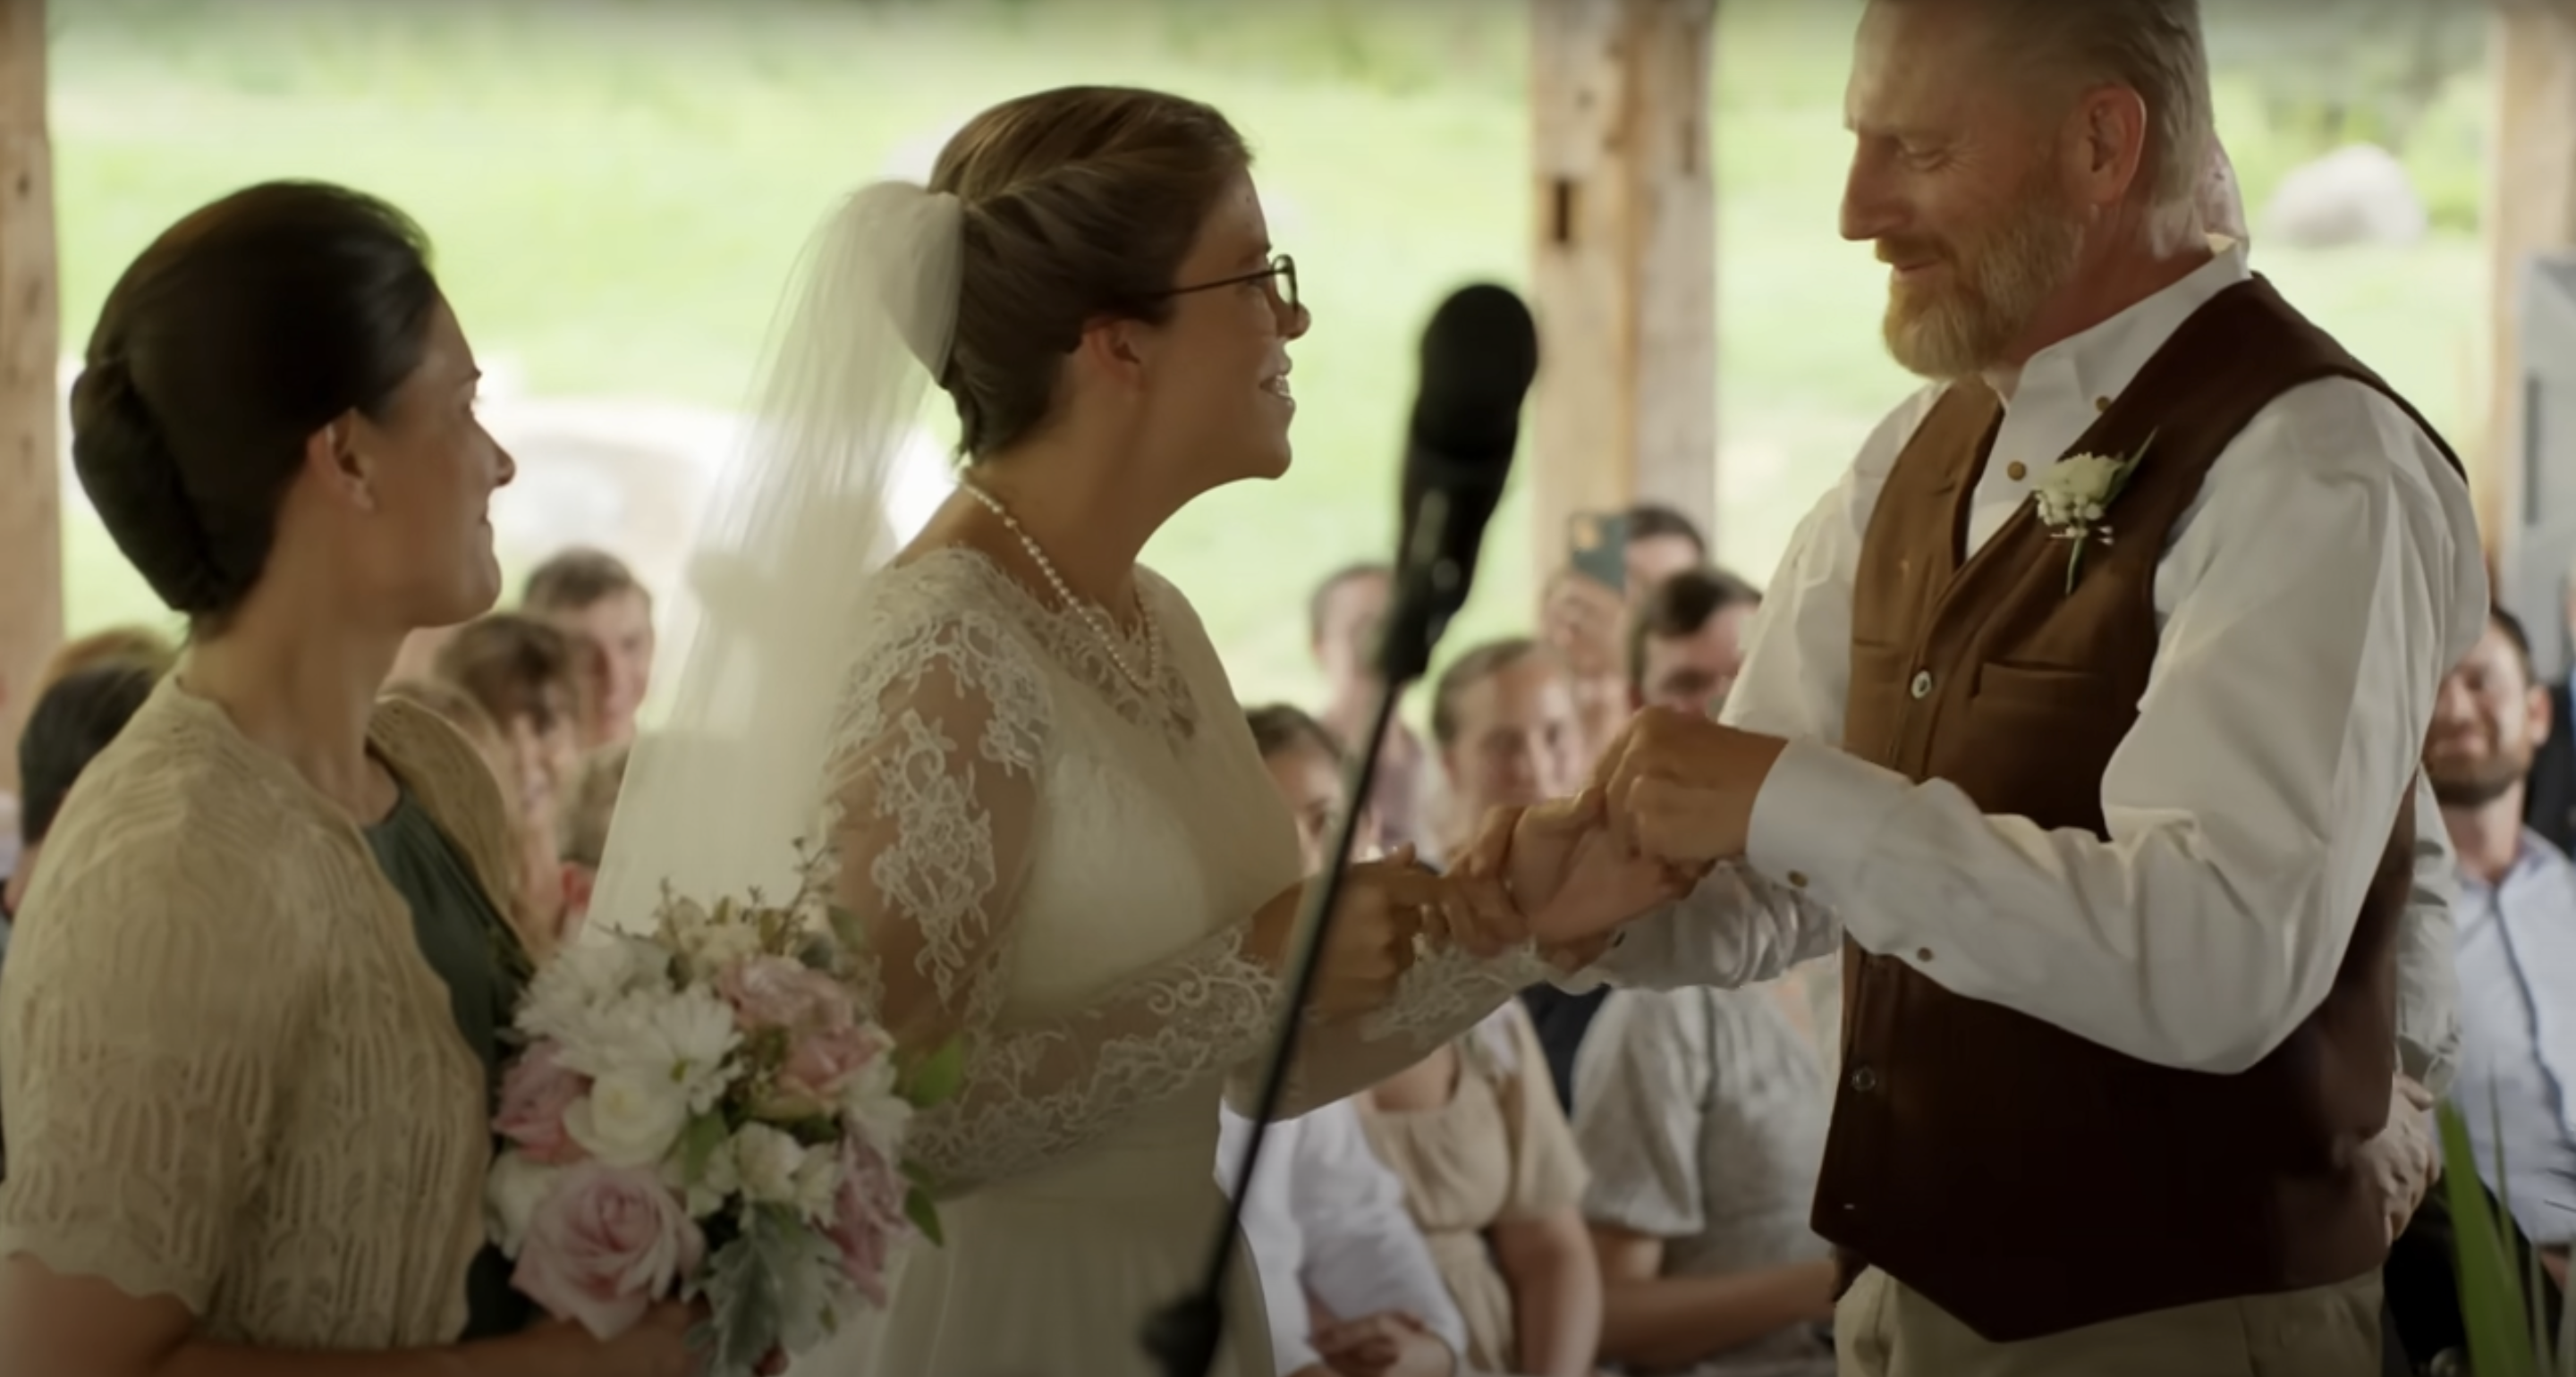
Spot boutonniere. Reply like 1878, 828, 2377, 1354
2029, 431, 2155, 594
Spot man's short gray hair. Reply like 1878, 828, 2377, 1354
1945, 0, 2215, 213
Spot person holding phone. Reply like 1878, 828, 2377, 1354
1543, 504, 1711, 769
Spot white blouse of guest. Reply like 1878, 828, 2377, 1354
1216, 1097, 1470, 1376
1589, 241, 2488, 1078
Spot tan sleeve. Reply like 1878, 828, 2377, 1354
1495, 1003, 1590, 1222
0, 815, 311, 1314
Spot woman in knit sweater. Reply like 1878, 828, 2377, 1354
0, 182, 699, 1376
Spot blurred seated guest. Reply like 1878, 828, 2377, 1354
2428, 606, 2576, 1287
1249, 703, 1381, 868
1309, 562, 1434, 856
1360, 1002, 1600, 1377
521, 547, 656, 748
1542, 503, 1710, 765
37, 625, 179, 691
1419, 639, 1596, 1109
433, 612, 586, 847
380, 676, 567, 953
3, 664, 160, 941
1219, 1099, 1470, 1377
0, 629, 174, 886
1572, 986, 1838, 1377
1630, 568, 1762, 718
553, 742, 630, 937
1620, 503, 1711, 596
1429, 638, 1584, 862
1235, 704, 1465, 1377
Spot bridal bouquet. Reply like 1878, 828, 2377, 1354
484, 844, 954, 1375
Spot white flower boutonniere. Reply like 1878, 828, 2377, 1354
2029, 431, 2155, 594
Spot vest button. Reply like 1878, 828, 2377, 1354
2005, 460, 2028, 482
1848, 1065, 1881, 1094
1909, 670, 1933, 699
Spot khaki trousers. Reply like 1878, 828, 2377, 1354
1835, 1267, 2384, 1377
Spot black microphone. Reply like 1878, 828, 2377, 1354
1378, 283, 1541, 685
1143, 283, 1537, 1377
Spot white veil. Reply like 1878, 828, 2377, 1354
587, 183, 962, 932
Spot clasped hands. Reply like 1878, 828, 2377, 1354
1264, 709, 1790, 1018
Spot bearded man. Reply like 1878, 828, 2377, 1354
1461, 1, 2490, 1372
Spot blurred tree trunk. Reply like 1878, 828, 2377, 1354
0, 0, 61, 791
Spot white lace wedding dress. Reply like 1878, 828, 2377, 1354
803, 548, 1546, 1377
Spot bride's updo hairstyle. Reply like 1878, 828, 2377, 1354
928, 86, 1251, 460
70, 181, 441, 629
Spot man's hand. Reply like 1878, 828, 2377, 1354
1313, 1311, 1456, 1377
1593, 707, 1788, 866
1431, 792, 1693, 960
2357, 1073, 2440, 1244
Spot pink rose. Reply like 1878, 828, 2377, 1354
762, 1024, 889, 1120
826, 1136, 911, 1306
718, 957, 855, 1034
495, 1041, 590, 1166
513, 1162, 707, 1339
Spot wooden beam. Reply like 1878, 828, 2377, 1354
1529, 0, 1718, 587
0, 0, 60, 793
2485, 0, 2576, 572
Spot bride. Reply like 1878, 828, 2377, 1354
591, 86, 1675, 1376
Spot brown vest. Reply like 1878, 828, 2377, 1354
1817, 277, 2459, 1341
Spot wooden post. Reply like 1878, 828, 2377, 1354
0, 0, 60, 792
1529, 0, 1719, 585
2484, 0, 2576, 577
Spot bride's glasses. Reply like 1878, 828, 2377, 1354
1157, 254, 1300, 323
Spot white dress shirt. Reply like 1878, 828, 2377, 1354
1217, 1099, 1470, 1376
2452, 833, 2576, 1246
1592, 241, 2487, 1077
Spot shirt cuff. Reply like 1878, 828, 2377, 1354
1744, 737, 1912, 922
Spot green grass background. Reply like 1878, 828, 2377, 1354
44, 0, 2496, 709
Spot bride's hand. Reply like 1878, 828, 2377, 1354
1249, 850, 1445, 1021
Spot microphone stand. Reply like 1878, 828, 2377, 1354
1144, 497, 1462, 1377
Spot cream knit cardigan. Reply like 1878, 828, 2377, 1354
0, 677, 532, 1347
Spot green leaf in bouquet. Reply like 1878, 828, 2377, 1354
904, 1184, 945, 1248
901, 1036, 967, 1110
699, 1204, 845, 1377
680, 1112, 732, 1185
2441, 1100, 2542, 1377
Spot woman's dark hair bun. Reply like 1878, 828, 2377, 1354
68, 355, 226, 614
70, 180, 440, 625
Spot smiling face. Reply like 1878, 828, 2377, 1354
2426, 620, 2552, 810
1132, 171, 1310, 488
329, 296, 516, 629
1838, 1, 2088, 380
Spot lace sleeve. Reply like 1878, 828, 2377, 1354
1230, 941, 1556, 1119
825, 605, 1284, 1194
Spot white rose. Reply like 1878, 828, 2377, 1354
733, 1123, 809, 1208
485, 1151, 565, 1259
565, 1069, 694, 1169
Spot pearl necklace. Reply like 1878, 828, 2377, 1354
957, 476, 1164, 695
